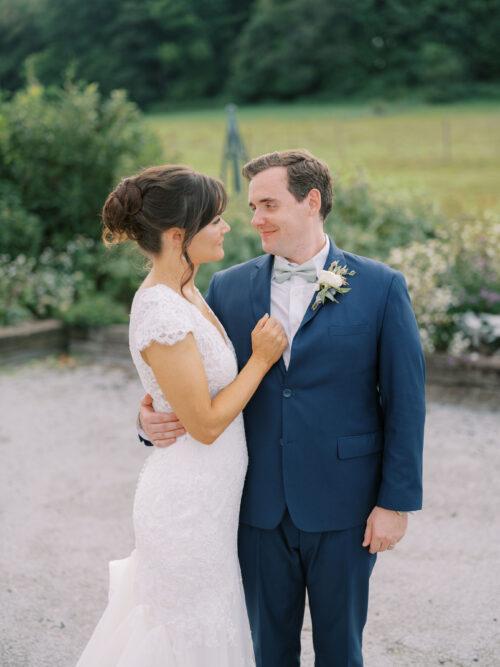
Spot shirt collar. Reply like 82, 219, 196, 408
273, 235, 330, 273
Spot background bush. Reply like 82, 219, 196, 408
389, 214, 500, 353
0, 81, 159, 327
0, 80, 161, 250
0, 181, 43, 256
327, 175, 442, 259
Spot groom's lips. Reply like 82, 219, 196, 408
261, 230, 277, 239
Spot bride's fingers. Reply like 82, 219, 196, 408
254, 313, 270, 330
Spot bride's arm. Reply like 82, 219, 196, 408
141, 315, 286, 445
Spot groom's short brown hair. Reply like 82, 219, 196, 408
242, 149, 333, 221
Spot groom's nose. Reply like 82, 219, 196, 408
251, 210, 264, 227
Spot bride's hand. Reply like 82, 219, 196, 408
251, 314, 288, 369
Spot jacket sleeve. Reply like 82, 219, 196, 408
376, 271, 426, 511
205, 271, 219, 311
138, 432, 154, 447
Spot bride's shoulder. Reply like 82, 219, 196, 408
131, 284, 195, 351
133, 284, 189, 310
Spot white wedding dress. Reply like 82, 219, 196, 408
77, 284, 255, 666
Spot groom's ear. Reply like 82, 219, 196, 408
307, 188, 322, 217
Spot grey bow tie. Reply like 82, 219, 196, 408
273, 260, 317, 284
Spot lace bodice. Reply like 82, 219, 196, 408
129, 283, 238, 412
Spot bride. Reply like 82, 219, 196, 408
76, 165, 287, 666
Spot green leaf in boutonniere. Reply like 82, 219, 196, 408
312, 261, 356, 311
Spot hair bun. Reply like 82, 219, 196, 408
101, 177, 143, 245
117, 178, 143, 216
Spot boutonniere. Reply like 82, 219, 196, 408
312, 261, 356, 311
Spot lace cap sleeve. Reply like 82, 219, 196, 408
133, 286, 195, 352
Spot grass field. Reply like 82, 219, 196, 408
146, 102, 500, 217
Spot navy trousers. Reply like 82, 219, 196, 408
238, 509, 377, 667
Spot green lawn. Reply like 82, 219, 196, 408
145, 102, 500, 216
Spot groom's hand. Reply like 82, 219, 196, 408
362, 506, 408, 554
140, 393, 186, 448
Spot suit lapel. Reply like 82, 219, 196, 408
250, 254, 273, 321
297, 236, 346, 332
249, 237, 346, 376
250, 253, 287, 376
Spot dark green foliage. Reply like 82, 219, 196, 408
0, 81, 161, 249
63, 292, 129, 327
0, 181, 42, 256
328, 176, 442, 259
0, 81, 159, 327
0, 0, 43, 91
230, 0, 500, 102
1, 0, 499, 106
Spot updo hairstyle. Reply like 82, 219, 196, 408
101, 165, 227, 289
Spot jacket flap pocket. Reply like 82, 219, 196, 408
329, 323, 370, 336
337, 431, 383, 459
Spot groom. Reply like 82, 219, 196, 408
139, 149, 426, 666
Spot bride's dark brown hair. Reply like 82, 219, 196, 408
101, 165, 227, 292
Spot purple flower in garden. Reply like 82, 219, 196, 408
479, 288, 500, 305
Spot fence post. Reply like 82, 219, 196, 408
221, 104, 248, 193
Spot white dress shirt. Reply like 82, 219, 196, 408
271, 235, 330, 368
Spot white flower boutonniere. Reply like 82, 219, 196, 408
312, 261, 356, 311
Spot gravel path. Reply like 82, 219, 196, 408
1, 357, 499, 666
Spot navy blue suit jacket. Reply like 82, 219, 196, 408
203, 237, 425, 532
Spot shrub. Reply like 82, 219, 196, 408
0, 237, 146, 327
0, 80, 161, 249
328, 175, 441, 260
63, 293, 128, 328
388, 240, 456, 353
0, 254, 38, 325
388, 213, 500, 354
0, 181, 42, 256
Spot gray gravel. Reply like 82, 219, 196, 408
1, 357, 499, 667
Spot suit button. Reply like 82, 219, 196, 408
283, 388, 292, 398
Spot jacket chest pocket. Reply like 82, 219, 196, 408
327, 323, 373, 373
329, 323, 370, 336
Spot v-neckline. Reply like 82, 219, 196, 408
192, 286, 231, 351
139, 283, 231, 351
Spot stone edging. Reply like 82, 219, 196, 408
0, 319, 67, 365
1, 321, 499, 388
425, 352, 500, 390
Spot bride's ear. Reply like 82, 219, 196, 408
162, 227, 185, 249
